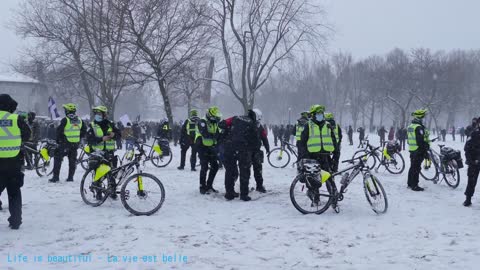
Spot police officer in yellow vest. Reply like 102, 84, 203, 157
178, 109, 200, 171
87, 106, 120, 198
49, 103, 86, 183
298, 105, 338, 171
295, 111, 309, 158
325, 112, 342, 172
0, 94, 31, 229
195, 106, 221, 195
407, 109, 430, 191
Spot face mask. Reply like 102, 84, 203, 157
315, 114, 324, 122
94, 115, 103, 122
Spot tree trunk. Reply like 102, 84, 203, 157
369, 100, 375, 131
157, 78, 174, 125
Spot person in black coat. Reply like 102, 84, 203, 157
223, 110, 261, 201
0, 94, 31, 229
463, 126, 480, 206
250, 109, 270, 193
347, 125, 353, 145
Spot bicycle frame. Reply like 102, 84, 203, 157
280, 140, 298, 159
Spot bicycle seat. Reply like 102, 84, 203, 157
438, 144, 445, 148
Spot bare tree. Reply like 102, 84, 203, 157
124, 0, 212, 124
210, 0, 330, 112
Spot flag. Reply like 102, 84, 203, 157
48, 96, 60, 120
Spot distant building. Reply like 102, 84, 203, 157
0, 72, 48, 115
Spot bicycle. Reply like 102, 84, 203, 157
77, 144, 90, 170
80, 149, 165, 216
420, 138, 461, 188
290, 155, 388, 215
22, 139, 57, 177
121, 137, 172, 168
352, 139, 405, 174
267, 140, 298, 168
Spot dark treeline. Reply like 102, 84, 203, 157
257, 48, 480, 131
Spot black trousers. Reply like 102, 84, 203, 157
465, 165, 480, 197
224, 148, 238, 195
179, 143, 197, 170
53, 144, 78, 179
348, 135, 353, 145
408, 151, 423, 187
198, 145, 219, 188
237, 150, 253, 196
400, 139, 406, 151
273, 134, 278, 146
0, 168, 23, 226
252, 150, 264, 187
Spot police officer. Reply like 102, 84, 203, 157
251, 109, 269, 193
86, 106, 120, 197
178, 110, 199, 171
49, 103, 86, 182
223, 109, 260, 201
407, 109, 430, 191
463, 124, 480, 206
325, 112, 342, 172
298, 104, 337, 205
196, 106, 222, 194
295, 111, 309, 158
0, 94, 31, 229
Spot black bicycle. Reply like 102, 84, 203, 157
352, 139, 405, 174
77, 144, 91, 170
121, 137, 172, 168
420, 138, 462, 188
267, 140, 298, 168
290, 155, 388, 215
80, 149, 165, 216
22, 139, 57, 177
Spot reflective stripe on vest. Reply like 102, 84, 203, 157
407, 124, 429, 151
307, 121, 335, 153
64, 117, 82, 143
195, 119, 218, 147
295, 122, 305, 141
0, 111, 21, 158
334, 125, 340, 144
187, 119, 196, 134
407, 124, 419, 151
91, 123, 115, 151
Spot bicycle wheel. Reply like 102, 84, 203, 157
352, 150, 376, 170
79, 152, 89, 170
420, 155, 439, 181
363, 174, 388, 214
289, 174, 333, 214
120, 173, 165, 216
384, 152, 405, 174
80, 169, 110, 207
150, 151, 173, 168
268, 147, 291, 168
35, 155, 54, 177
444, 161, 460, 189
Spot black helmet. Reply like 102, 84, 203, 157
0, 94, 18, 113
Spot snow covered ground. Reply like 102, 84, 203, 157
1, 134, 479, 270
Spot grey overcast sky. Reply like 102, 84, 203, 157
0, 0, 480, 69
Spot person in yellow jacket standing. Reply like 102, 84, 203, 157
49, 103, 86, 182
297, 104, 338, 206
0, 94, 31, 229
195, 106, 222, 195
86, 106, 121, 198
407, 109, 430, 191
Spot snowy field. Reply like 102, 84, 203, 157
1, 133, 479, 270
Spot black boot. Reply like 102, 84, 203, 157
177, 166, 184, 170
224, 193, 236, 201
256, 185, 267, 193
206, 186, 219, 194
240, 195, 251, 201
463, 196, 472, 207
199, 186, 207, 195
49, 177, 60, 183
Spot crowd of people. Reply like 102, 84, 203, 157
2, 92, 480, 230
